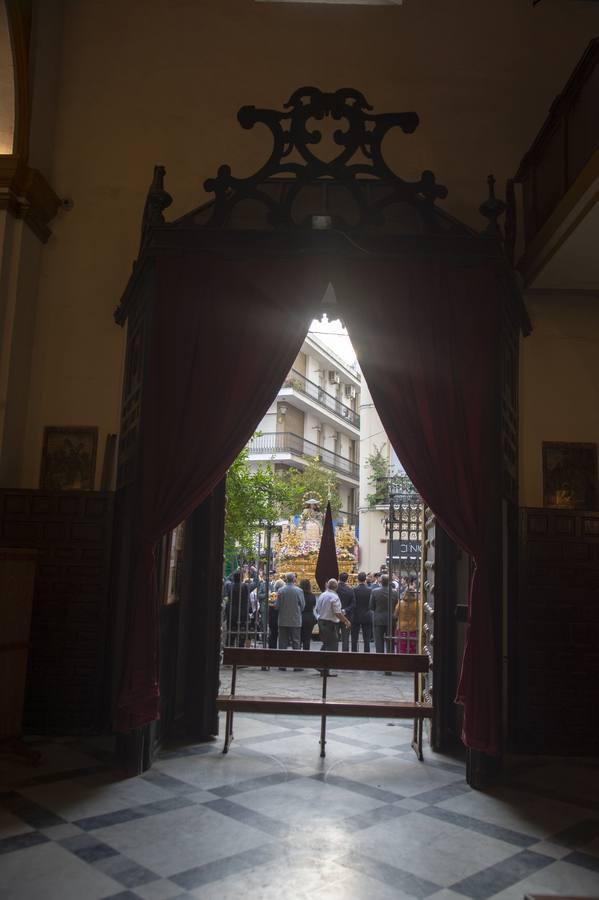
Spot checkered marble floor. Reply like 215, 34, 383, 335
1, 713, 599, 899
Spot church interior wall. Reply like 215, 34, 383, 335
15, 0, 599, 489
27, 0, 65, 178
0, 219, 44, 487
519, 292, 599, 508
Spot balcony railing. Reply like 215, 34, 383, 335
508, 38, 599, 260
247, 431, 360, 480
282, 369, 360, 428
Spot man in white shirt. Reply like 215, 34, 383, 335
316, 578, 351, 651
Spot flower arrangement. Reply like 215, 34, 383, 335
273, 520, 359, 584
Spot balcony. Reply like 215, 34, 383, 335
509, 39, 599, 288
281, 369, 360, 430
247, 431, 360, 481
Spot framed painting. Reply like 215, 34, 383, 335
542, 441, 598, 510
40, 426, 98, 491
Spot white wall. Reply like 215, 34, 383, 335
358, 377, 393, 570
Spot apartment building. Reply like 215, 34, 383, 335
247, 333, 360, 524
358, 378, 401, 572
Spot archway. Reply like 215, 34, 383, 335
111, 88, 527, 783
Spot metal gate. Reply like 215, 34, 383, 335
421, 506, 436, 743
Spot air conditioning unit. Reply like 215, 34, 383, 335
328, 371, 340, 385
344, 384, 357, 399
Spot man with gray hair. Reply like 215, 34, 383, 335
275, 573, 305, 665
315, 578, 351, 651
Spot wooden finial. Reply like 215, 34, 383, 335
479, 173, 506, 239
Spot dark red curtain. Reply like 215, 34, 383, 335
115, 253, 326, 732
338, 256, 503, 755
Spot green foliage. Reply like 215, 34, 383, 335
224, 449, 344, 565
280, 455, 342, 520
394, 472, 418, 495
366, 443, 389, 507
366, 444, 418, 507
224, 449, 290, 564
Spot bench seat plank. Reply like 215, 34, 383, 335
222, 647, 429, 673
217, 695, 433, 718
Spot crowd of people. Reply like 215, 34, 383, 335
222, 566, 419, 657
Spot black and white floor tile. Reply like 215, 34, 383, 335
1, 705, 599, 899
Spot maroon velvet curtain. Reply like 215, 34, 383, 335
338, 256, 503, 755
115, 253, 326, 732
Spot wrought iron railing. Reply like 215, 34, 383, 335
509, 38, 599, 260
247, 431, 359, 479
282, 369, 360, 428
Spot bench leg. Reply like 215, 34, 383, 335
410, 717, 424, 762
319, 669, 328, 757
320, 711, 327, 758
223, 709, 234, 754
223, 665, 237, 754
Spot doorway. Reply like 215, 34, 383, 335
110, 87, 524, 781
132, 307, 474, 771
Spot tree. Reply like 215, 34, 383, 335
366, 443, 418, 507
224, 449, 290, 565
366, 443, 389, 507
280, 455, 342, 520
224, 449, 343, 569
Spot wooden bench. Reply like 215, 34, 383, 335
217, 647, 433, 760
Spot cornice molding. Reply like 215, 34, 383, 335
0, 155, 61, 242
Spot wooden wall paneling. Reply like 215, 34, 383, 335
0, 490, 114, 734
517, 507, 599, 755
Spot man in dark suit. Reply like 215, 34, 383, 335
370, 574, 398, 654
336, 571, 355, 652
351, 570, 372, 652
225, 571, 249, 646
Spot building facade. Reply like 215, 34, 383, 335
247, 332, 360, 524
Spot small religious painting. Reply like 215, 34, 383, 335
40, 426, 98, 491
542, 442, 598, 510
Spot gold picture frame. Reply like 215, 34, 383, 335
542, 441, 598, 510
40, 426, 98, 491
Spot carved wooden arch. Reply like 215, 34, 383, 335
117, 87, 527, 325
111, 88, 529, 779
143, 85, 508, 236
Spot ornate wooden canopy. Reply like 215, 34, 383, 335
139, 87, 494, 240
116, 87, 527, 330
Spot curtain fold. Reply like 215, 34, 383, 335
337, 257, 502, 755
115, 253, 326, 732
115, 246, 505, 754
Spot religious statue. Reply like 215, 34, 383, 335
300, 495, 323, 542
273, 493, 358, 591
